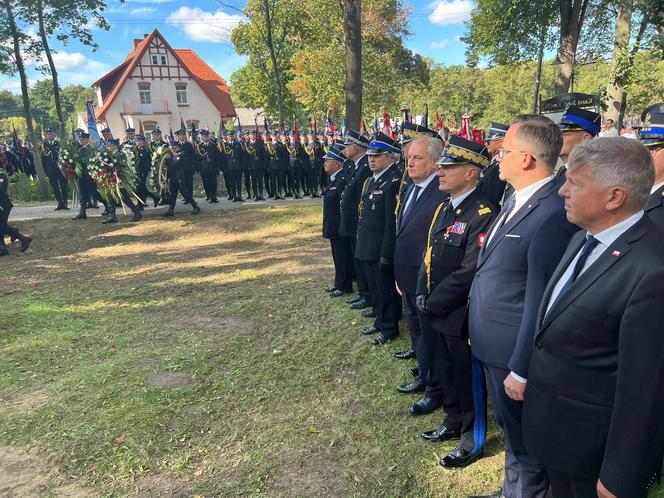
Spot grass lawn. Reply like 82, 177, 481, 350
0, 203, 660, 497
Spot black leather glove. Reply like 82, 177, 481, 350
416, 294, 429, 314
379, 257, 392, 267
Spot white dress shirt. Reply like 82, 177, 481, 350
450, 186, 476, 209
372, 165, 390, 182
651, 181, 664, 194
401, 172, 437, 214
545, 210, 644, 316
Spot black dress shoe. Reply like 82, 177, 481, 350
325, 285, 338, 293
131, 211, 143, 222
350, 299, 370, 310
421, 424, 461, 442
329, 289, 347, 297
345, 295, 362, 304
19, 236, 32, 252
467, 493, 503, 498
397, 378, 424, 394
102, 215, 118, 224
371, 333, 394, 345
361, 326, 380, 335
440, 445, 482, 469
394, 348, 416, 360
409, 396, 443, 415
361, 310, 376, 318
191, 205, 201, 215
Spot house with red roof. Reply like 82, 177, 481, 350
81, 29, 236, 140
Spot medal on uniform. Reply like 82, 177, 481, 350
372, 203, 376, 210
369, 194, 373, 200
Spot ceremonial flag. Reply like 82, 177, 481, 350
180, 116, 186, 132
86, 100, 103, 150
191, 121, 198, 143
460, 113, 471, 140
138, 120, 145, 137
218, 118, 226, 139
264, 117, 269, 136
342, 118, 346, 136
328, 116, 335, 136
293, 118, 301, 143
359, 118, 366, 135
255, 118, 262, 141
382, 107, 394, 139
311, 116, 317, 134
422, 103, 429, 128
12, 126, 20, 153
237, 116, 243, 140
169, 127, 174, 142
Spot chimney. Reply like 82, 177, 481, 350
133, 39, 142, 49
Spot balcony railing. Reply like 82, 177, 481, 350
123, 99, 170, 115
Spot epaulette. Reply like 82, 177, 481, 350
477, 203, 492, 216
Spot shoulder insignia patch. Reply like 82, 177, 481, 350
478, 207, 492, 216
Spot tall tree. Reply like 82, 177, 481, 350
1, 0, 43, 176
604, 0, 633, 129
555, 0, 592, 93
18, 0, 111, 138
343, 0, 362, 130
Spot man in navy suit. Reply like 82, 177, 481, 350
393, 137, 447, 405
523, 137, 664, 498
468, 115, 579, 498
638, 110, 664, 230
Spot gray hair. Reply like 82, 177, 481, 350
511, 114, 563, 170
568, 137, 654, 210
412, 137, 443, 162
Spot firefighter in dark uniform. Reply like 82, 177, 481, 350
195, 130, 220, 203
0, 165, 31, 256
162, 138, 201, 217
73, 132, 108, 220
416, 134, 496, 469
217, 132, 233, 200
285, 132, 304, 198
150, 128, 170, 205
335, 130, 371, 306
228, 130, 246, 202
41, 128, 69, 210
248, 129, 266, 200
122, 127, 136, 148
322, 144, 352, 294
134, 134, 159, 210
638, 110, 664, 230
354, 132, 402, 345
304, 130, 322, 197
479, 122, 509, 210
266, 131, 285, 199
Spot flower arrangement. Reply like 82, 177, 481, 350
151, 144, 170, 192
89, 147, 139, 204
58, 144, 82, 182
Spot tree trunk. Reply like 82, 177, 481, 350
262, 0, 285, 130
3, 0, 44, 178
36, 0, 66, 138
554, 0, 589, 94
531, 29, 545, 113
605, 0, 633, 131
343, 0, 362, 130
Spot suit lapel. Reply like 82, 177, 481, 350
538, 217, 650, 334
398, 180, 436, 233
646, 185, 664, 212
478, 179, 556, 267
433, 190, 477, 235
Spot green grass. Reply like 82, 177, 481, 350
1, 203, 657, 497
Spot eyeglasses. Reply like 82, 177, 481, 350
496, 148, 528, 160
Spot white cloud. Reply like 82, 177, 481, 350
52, 52, 88, 70
166, 7, 243, 43
130, 7, 156, 15
428, 0, 473, 26
430, 39, 449, 50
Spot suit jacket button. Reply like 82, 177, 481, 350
535, 341, 542, 349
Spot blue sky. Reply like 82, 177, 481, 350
0, 0, 471, 94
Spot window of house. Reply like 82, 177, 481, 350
161, 55, 167, 65
151, 55, 158, 65
138, 83, 151, 104
186, 120, 199, 129
143, 121, 158, 141
175, 83, 188, 104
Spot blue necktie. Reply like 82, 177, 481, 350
549, 235, 599, 311
402, 185, 421, 222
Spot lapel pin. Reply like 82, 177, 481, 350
612, 250, 621, 256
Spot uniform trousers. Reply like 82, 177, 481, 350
168, 169, 197, 207
251, 167, 265, 198
364, 260, 400, 338
547, 470, 597, 498
484, 363, 549, 498
47, 169, 68, 205
330, 237, 353, 293
201, 170, 218, 201
349, 237, 370, 304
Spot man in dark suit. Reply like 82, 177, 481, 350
417, 135, 496, 467
468, 115, 579, 498
479, 122, 509, 210
638, 110, 664, 230
196, 130, 220, 203
40, 128, 69, 210
522, 137, 664, 498
321, 144, 352, 296
556, 106, 600, 183
162, 138, 201, 217
335, 130, 371, 303
355, 132, 402, 345
393, 137, 447, 400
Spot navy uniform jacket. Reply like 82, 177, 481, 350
478, 158, 507, 211
338, 155, 370, 238
354, 163, 400, 262
393, 178, 448, 295
468, 178, 579, 378
523, 216, 664, 498
266, 142, 285, 170
645, 184, 664, 230
197, 141, 219, 173
137, 145, 152, 175
0, 172, 12, 212
41, 140, 60, 176
229, 140, 245, 171
417, 189, 496, 335
175, 141, 195, 171
322, 170, 348, 240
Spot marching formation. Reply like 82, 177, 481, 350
320, 105, 664, 498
